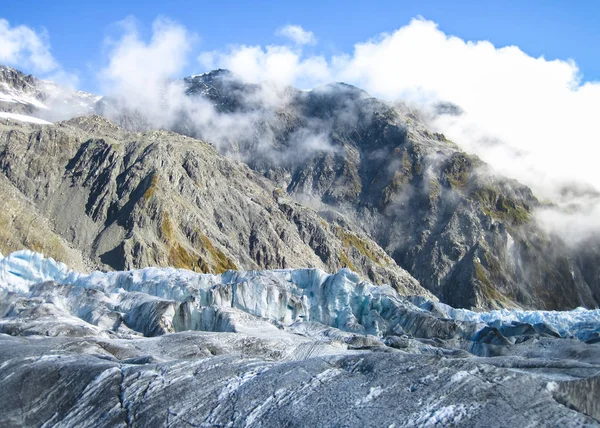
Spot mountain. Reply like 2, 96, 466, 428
0, 114, 426, 296
1, 65, 600, 311
1, 65, 600, 427
178, 71, 600, 310
0, 65, 98, 121
0, 250, 599, 426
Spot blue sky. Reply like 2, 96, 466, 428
2, 0, 600, 92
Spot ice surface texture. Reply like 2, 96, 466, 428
1, 250, 598, 341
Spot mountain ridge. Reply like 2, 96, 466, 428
0, 114, 428, 298
1, 64, 599, 310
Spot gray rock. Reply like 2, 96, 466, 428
0, 116, 426, 297
3, 65, 600, 311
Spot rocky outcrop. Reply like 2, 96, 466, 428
0, 65, 97, 119
0, 66, 43, 115
0, 116, 425, 296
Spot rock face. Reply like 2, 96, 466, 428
0, 66, 43, 115
2, 65, 600, 311
0, 251, 599, 427
0, 116, 425, 296
175, 71, 600, 310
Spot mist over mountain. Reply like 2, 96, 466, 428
2, 64, 600, 311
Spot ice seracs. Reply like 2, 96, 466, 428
1, 250, 598, 342
0, 250, 77, 293
444, 305, 600, 341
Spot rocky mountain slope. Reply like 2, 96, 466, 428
0, 65, 97, 120
1, 65, 600, 427
0, 250, 599, 427
177, 71, 600, 310
0, 115, 425, 296
1, 65, 599, 310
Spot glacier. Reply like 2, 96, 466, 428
1, 250, 598, 342
1, 250, 600, 427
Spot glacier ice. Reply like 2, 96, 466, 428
444, 305, 600, 341
1, 251, 600, 426
0, 250, 77, 293
1, 250, 599, 342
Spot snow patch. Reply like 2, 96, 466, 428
0, 82, 48, 109
408, 404, 476, 426
0, 112, 53, 125
450, 370, 471, 384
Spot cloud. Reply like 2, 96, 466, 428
333, 18, 600, 198
199, 45, 330, 88
0, 18, 58, 73
98, 17, 197, 112
95, 18, 329, 162
276, 25, 317, 45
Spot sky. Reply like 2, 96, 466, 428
2, 0, 600, 241
2, 0, 600, 92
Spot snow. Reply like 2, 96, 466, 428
355, 386, 384, 405
443, 305, 600, 341
0, 112, 53, 125
409, 404, 474, 426
0, 250, 599, 342
0, 82, 48, 109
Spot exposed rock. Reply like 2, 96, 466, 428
2, 65, 600, 310
176, 71, 600, 310
0, 116, 425, 296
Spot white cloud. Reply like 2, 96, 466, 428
0, 18, 58, 73
276, 25, 317, 45
99, 17, 197, 111
199, 45, 330, 88
333, 18, 600, 199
